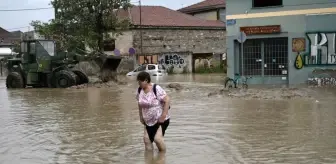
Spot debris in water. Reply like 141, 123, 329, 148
167, 83, 183, 91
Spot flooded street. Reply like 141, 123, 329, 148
1, 74, 336, 164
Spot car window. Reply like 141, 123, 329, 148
148, 65, 156, 70
137, 65, 146, 72
133, 66, 140, 72
134, 65, 143, 72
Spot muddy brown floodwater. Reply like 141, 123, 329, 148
1, 74, 336, 164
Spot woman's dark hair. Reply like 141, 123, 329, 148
137, 71, 151, 83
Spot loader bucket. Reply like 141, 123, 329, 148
96, 55, 122, 82
101, 55, 122, 72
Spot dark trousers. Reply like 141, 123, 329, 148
145, 119, 170, 143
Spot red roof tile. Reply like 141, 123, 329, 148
118, 6, 225, 28
0, 27, 10, 36
178, 0, 226, 13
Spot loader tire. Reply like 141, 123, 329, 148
6, 72, 25, 89
72, 70, 89, 85
54, 70, 77, 88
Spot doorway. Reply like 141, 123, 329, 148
239, 37, 288, 84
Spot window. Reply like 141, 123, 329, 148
103, 39, 115, 51
253, 0, 282, 8
135, 65, 146, 72
219, 9, 226, 22
39, 41, 55, 56
21, 42, 27, 53
29, 42, 35, 54
148, 65, 156, 70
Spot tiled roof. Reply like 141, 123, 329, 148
0, 27, 10, 37
178, 0, 226, 13
118, 6, 225, 29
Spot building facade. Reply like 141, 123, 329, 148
226, 0, 336, 85
178, 0, 226, 22
114, 6, 226, 73
23, 31, 45, 40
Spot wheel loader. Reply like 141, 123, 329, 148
5, 39, 122, 88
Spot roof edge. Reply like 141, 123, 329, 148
131, 25, 226, 30
178, 4, 226, 13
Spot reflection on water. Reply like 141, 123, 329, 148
0, 74, 336, 164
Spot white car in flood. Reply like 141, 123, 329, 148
126, 64, 168, 77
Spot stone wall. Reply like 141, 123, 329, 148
130, 28, 226, 73
133, 29, 226, 54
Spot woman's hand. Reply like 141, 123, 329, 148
159, 95, 169, 123
158, 114, 166, 123
140, 117, 145, 125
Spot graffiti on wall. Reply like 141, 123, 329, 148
307, 69, 336, 87
294, 52, 304, 69
158, 53, 187, 73
158, 54, 186, 68
306, 32, 336, 65
292, 38, 305, 69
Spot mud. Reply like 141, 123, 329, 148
69, 76, 128, 89
167, 83, 184, 91
206, 86, 334, 100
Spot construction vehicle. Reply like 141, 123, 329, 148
5, 39, 122, 88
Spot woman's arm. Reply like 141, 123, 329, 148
136, 92, 144, 124
156, 85, 170, 122
161, 95, 170, 116
139, 103, 144, 124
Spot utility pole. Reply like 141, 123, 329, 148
139, 0, 144, 64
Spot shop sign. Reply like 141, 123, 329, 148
240, 25, 281, 35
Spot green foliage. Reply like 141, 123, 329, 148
30, 0, 132, 52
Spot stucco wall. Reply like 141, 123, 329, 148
225, 0, 336, 85
193, 11, 218, 20
115, 31, 134, 55
106, 31, 134, 56
226, 0, 333, 15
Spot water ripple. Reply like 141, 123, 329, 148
0, 77, 336, 164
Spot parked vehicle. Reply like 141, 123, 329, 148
126, 64, 168, 76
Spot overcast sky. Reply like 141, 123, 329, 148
0, 0, 202, 32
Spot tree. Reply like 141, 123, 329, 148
31, 0, 132, 53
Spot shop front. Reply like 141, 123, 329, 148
232, 25, 289, 85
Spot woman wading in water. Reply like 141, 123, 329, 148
136, 71, 171, 152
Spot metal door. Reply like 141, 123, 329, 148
242, 37, 288, 84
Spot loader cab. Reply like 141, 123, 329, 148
21, 40, 55, 72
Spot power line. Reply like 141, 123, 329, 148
0, 7, 53, 12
